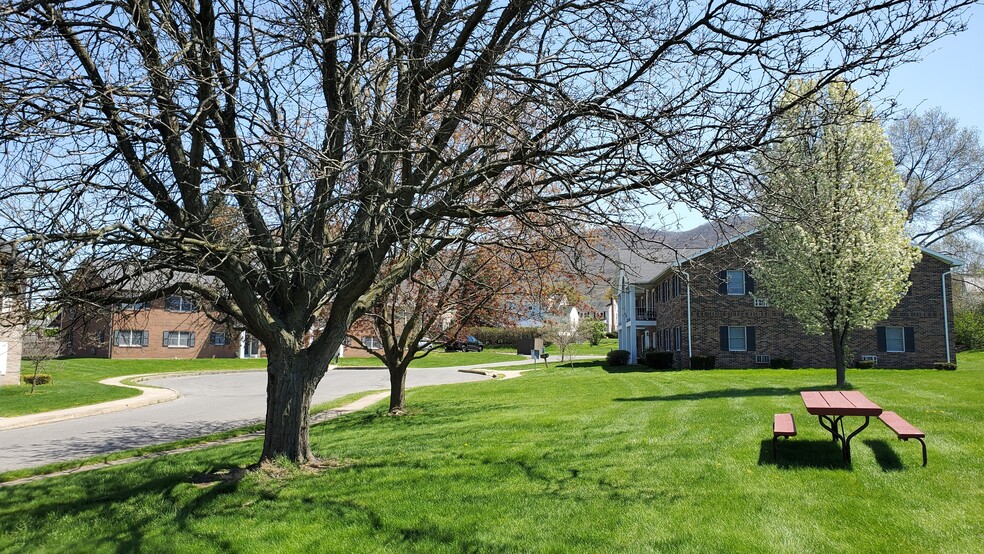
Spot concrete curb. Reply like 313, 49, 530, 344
0, 369, 264, 431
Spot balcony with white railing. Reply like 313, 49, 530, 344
635, 306, 658, 322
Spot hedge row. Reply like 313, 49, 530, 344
466, 327, 541, 345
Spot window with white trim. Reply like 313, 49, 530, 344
115, 329, 147, 347
119, 301, 147, 311
753, 297, 769, 308
728, 326, 747, 352
165, 296, 196, 312
726, 270, 746, 295
210, 332, 227, 346
885, 327, 905, 353
164, 331, 195, 348
363, 336, 382, 350
0, 296, 12, 313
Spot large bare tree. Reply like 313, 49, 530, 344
0, 0, 973, 464
890, 108, 984, 247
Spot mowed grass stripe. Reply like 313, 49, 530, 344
2, 358, 982, 552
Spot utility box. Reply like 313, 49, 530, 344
517, 337, 543, 356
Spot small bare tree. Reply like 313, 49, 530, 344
22, 323, 60, 394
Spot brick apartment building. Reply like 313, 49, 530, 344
616, 229, 961, 369
61, 293, 265, 359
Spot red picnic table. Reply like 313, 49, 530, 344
801, 390, 883, 463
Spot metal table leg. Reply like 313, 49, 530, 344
841, 416, 871, 463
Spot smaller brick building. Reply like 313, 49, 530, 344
61, 294, 264, 359
616, 229, 961, 369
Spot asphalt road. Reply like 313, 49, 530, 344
0, 367, 488, 472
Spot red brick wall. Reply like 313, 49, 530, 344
644, 236, 956, 369
62, 299, 242, 359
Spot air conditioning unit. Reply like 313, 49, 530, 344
861, 355, 878, 363
755, 354, 771, 364
753, 297, 769, 307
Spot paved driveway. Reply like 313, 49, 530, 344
0, 368, 488, 472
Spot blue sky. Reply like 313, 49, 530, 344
668, 4, 984, 231
880, 3, 984, 131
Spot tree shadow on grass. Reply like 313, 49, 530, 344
603, 364, 657, 374
614, 384, 841, 403
757, 439, 851, 470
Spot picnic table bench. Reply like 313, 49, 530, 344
879, 411, 928, 466
772, 413, 796, 460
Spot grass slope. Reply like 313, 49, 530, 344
1, 357, 981, 552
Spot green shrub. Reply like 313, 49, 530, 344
769, 358, 794, 369
23, 373, 53, 385
856, 360, 875, 369
606, 349, 630, 366
643, 351, 675, 370
585, 320, 607, 346
690, 355, 715, 370
954, 311, 984, 350
605, 331, 618, 339
934, 362, 957, 371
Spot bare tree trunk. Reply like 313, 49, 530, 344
388, 364, 408, 415
260, 348, 325, 464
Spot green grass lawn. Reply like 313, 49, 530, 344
2, 354, 981, 552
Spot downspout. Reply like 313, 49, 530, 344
942, 269, 953, 364
682, 270, 693, 359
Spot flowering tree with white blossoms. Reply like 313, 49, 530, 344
755, 82, 921, 388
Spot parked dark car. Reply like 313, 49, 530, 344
445, 335, 484, 352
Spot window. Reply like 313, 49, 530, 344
664, 329, 671, 352
674, 326, 681, 352
115, 330, 148, 347
672, 275, 680, 297
0, 296, 12, 313
98, 329, 106, 343
877, 326, 914, 353
164, 331, 196, 348
885, 327, 905, 352
165, 296, 196, 312
726, 270, 746, 295
119, 302, 146, 311
728, 326, 747, 351
210, 332, 227, 346
363, 336, 381, 350
753, 297, 769, 308
720, 326, 756, 352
